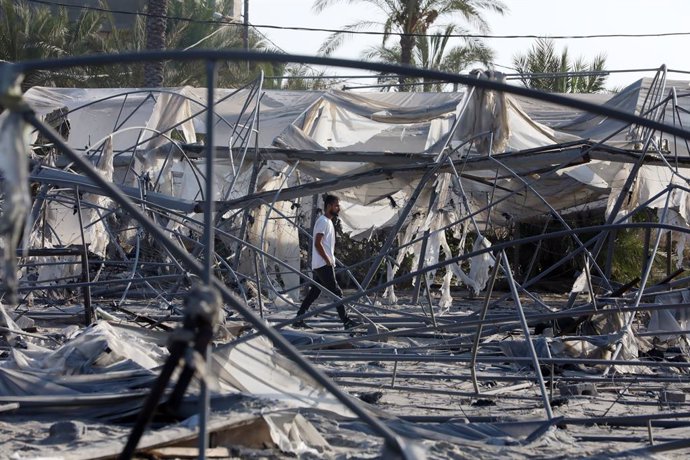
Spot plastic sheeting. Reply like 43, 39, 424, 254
648, 290, 690, 341
10, 323, 166, 376
454, 70, 510, 155
213, 336, 353, 417
274, 90, 464, 155
0, 319, 353, 418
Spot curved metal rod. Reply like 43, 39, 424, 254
145, 208, 249, 306
223, 76, 263, 200
118, 179, 146, 306
470, 255, 500, 394
113, 83, 259, 175
487, 154, 613, 291
499, 250, 553, 420
589, 67, 668, 266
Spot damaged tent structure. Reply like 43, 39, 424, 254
2, 51, 690, 458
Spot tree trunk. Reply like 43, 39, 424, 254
398, 33, 414, 90
397, 0, 420, 91
144, 0, 168, 88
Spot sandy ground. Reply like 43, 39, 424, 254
1, 288, 689, 459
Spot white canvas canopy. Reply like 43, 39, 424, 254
21, 77, 690, 299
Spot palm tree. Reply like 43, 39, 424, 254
278, 64, 342, 90
313, 0, 506, 88
144, 0, 168, 88
362, 24, 493, 91
513, 38, 608, 93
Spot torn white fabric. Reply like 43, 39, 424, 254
82, 135, 115, 257
448, 236, 495, 296
32, 136, 116, 265
557, 164, 609, 189
570, 266, 590, 294
338, 195, 402, 240
454, 70, 510, 155
142, 86, 197, 151
248, 166, 301, 303
438, 269, 453, 314
382, 261, 398, 305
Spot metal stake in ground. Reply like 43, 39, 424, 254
499, 250, 554, 420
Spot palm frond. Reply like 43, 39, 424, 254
512, 37, 608, 93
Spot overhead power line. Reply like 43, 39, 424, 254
24, 0, 690, 41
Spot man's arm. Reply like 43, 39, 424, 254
314, 233, 332, 266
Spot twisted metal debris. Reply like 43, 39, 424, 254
2, 52, 690, 458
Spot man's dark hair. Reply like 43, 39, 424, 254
323, 194, 339, 210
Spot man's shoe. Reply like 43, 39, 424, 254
343, 319, 361, 330
293, 320, 312, 329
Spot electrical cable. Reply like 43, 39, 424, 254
25, 0, 690, 42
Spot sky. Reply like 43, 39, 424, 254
248, 0, 690, 90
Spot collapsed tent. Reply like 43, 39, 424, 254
15, 75, 690, 320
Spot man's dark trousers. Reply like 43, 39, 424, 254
297, 265, 348, 322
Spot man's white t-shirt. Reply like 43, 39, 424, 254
312, 214, 335, 269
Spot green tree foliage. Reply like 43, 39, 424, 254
513, 38, 608, 93
0, 0, 309, 90
362, 24, 494, 91
97, 0, 288, 88
279, 65, 337, 91
0, 0, 112, 89
313, 0, 506, 88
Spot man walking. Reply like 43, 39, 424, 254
294, 194, 358, 329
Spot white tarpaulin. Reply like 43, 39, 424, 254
19, 78, 690, 303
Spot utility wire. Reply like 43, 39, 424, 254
25, 0, 690, 41
248, 21, 371, 87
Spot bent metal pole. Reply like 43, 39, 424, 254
499, 250, 554, 421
